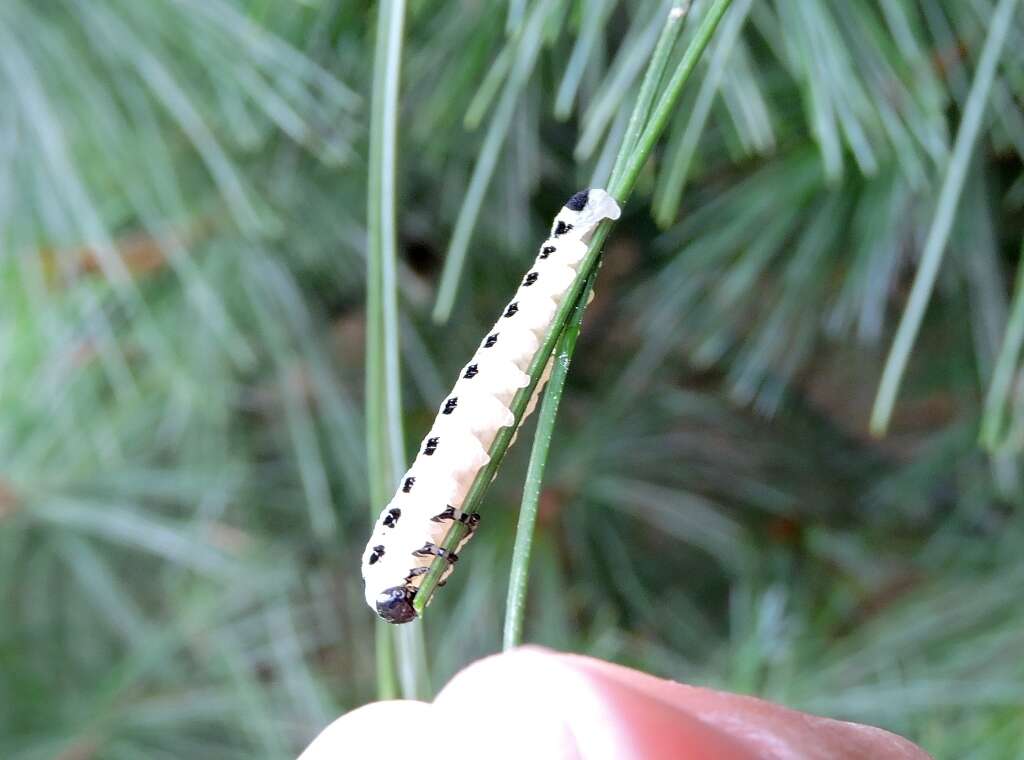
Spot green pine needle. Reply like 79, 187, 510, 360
870, 0, 1022, 436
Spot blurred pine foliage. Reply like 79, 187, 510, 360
2, 1, 1023, 757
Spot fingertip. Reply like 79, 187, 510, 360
434, 648, 577, 758
298, 700, 433, 760
298, 650, 930, 760
545, 652, 934, 760
435, 647, 755, 760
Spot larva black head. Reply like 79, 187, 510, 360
376, 585, 417, 624
565, 190, 589, 211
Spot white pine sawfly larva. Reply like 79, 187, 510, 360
362, 189, 621, 623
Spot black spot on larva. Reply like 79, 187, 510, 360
463, 364, 479, 379
442, 397, 458, 414
566, 190, 589, 211
383, 507, 401, 528
424, 437, 439, 455
405, 567, 428, 581
504, 302, 519, 318
523, 272, 539, 287
553, 221, 573, 237
369, 545, 385, 565
376, 586, 417, 624
484, 333, 499, 348
540, 245, 556, 259
402, 476, 415, 493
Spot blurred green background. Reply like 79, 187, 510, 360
3, 1, 1024, 758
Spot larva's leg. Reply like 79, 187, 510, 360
435, 516, 479, 591
404, 566, 428, 583
430, 505, 458, 523
431, 505, 481, 533
411, 542, 460, 564
524, 353, 555, 419
508, 354, 555, 449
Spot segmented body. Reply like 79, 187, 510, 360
362, 189, 621, 623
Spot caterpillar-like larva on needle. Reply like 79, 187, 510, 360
362, 189, 621, 623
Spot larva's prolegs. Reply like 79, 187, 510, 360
362, 189, 621, 623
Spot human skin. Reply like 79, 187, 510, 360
299, 647, 932, 760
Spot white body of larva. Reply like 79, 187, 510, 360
362, 189, 621, 623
